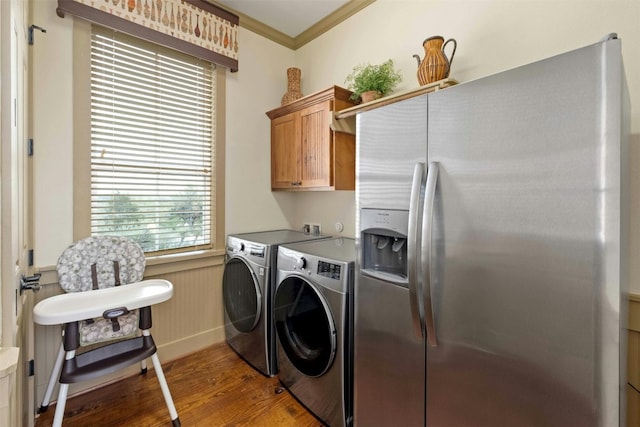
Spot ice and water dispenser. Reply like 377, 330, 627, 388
360, 209, 408, 284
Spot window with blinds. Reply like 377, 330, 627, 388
90, 26, 215, 254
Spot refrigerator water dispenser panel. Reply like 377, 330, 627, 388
360, 209, 409, 284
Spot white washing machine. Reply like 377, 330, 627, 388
222, 229, 329, 377
274, 237, 355, 427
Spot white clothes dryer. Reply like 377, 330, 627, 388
223, 229, 329, 377
274, 237, 355, 427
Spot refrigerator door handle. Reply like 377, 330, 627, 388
408, 162, 425, 341
422, 161, 439, 347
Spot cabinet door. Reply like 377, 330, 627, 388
299, 101, 331, 188
271, 112, 300, 189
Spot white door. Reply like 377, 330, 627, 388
1, 0, 34, 425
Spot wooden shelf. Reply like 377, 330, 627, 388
335, 78, 457, 119
332, 78, 458, 135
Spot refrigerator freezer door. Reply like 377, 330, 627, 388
356, 208, 425, 426
426, 40, 627, 426
353, 274, 425, 427
354, 92, 430, 426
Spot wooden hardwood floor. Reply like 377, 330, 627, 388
34, 342, 323, 426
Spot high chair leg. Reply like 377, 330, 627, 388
52, 383, 69, 427
51, 349, 76, 427
38, 343, 65, 413
150, 352, 180, 426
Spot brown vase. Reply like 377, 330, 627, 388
360, 90, 381, 103
281, 67, 303, 105
414, 36, 457, 85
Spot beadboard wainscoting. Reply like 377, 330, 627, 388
33, 252, 226, 405
0, 348, 19, 426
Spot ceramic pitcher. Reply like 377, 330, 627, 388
414, 36, 457, 85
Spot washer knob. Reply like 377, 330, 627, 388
296, 257, 306, 269
239, 243, 245, 252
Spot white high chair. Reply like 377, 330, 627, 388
34, 236, 181, 426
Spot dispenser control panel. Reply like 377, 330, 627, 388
360, 208, 409, 285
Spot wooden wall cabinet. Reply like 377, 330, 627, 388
266, 86, 357, 191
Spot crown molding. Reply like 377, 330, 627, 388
211, 2, 296, 49
209, 0, 375, 51
294, 0, 375, 49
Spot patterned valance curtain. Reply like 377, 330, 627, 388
57, 0, 239, 71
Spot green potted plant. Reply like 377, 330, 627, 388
345, 59, 403, 103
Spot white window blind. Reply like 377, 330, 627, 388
90, 26, 215, 253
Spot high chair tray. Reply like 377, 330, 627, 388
33, 279, 174, 325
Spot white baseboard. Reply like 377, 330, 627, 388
157, 327, 226, 363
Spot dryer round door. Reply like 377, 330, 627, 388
274, 276, 336, 377
222, 257, 262, 333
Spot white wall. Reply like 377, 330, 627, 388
224, 28, 297, 234
292, 0, 640, 293
32, 1, 75, 268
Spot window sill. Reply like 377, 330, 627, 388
145, 248, 226, 276
37, 248, 226, 285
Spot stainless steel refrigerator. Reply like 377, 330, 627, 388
353, 35, 629, 426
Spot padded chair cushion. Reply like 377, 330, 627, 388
57, 236, 145, 293
79, 311, 139, 346
56, 236, 146, 346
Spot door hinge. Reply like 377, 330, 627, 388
28, 359, 35, 377
28, 25, 47, 45
28, 249, 34, 266
27, 138, 34, 156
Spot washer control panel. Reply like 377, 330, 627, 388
277, 239, 354, 294
248, 244, 265, 258
318, 260, 341, 280
226, 236, 270, 267
228, 239, 265, 258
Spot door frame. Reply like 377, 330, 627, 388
1, 0, 34, 424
